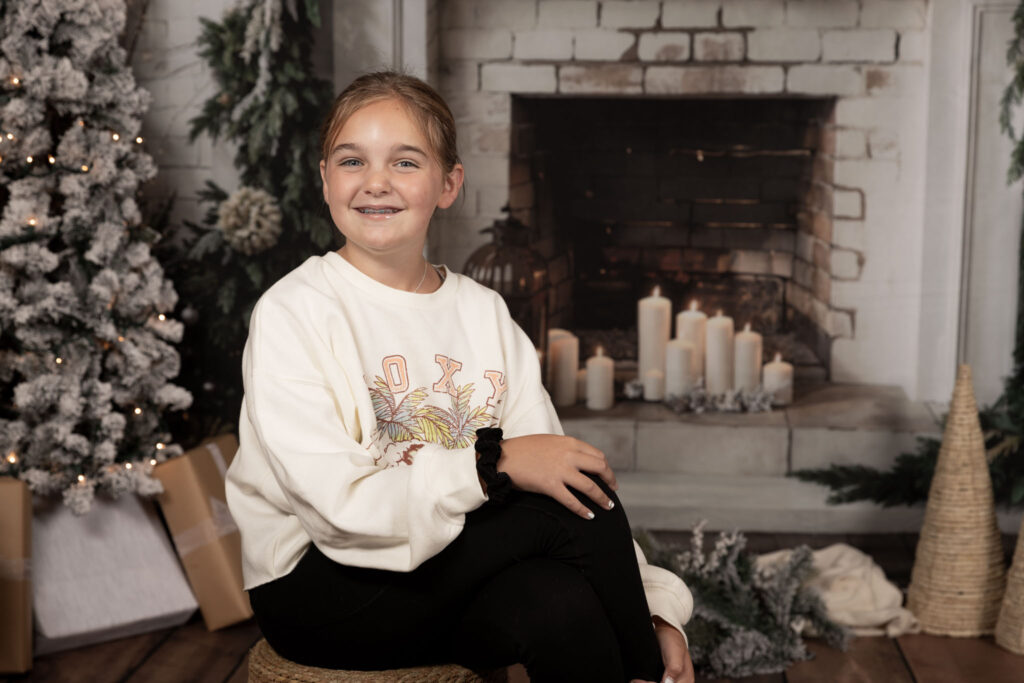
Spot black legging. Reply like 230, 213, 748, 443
248, 475, 664, 683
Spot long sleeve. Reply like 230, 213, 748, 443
496, 316, 694, 639
228, 294, 486, 583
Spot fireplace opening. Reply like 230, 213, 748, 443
510, 96, 840, 380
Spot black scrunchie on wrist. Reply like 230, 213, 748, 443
474, 427, 512, 503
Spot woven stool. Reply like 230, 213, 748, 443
248, 638, 508, 683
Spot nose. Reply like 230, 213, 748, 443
363, 166, 391, 195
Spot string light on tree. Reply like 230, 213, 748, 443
6, 452, 16, 465
111, 132, 119, 141
27, 217, 36, 226
77, 474, 85, 484
133, 407, 142, 415
47, 155, 55, 164
155, 442, 165, 451
25, 155, 32, 164
125, 462, 132, 470
55, 357, 63, 365
157, 314, 166, 321
80, 164, 89, 172
134, 136, 143, 144
10, 76, 20, 86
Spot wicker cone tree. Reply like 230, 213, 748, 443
906, 365, 1007, 635
995, 517, 1024, 652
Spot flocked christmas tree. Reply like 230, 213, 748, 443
0, 0, 191, 514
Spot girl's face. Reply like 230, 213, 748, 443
319, 98, 463, 261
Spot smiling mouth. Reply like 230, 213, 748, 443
357, 207, 401, 214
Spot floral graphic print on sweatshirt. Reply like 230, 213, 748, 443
366, 353, 506, 467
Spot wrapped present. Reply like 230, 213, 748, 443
153, 434, 252, 630
32, 493, 198, 655
0, 477, 32, 673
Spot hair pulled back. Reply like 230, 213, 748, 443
319, 71, 460, 173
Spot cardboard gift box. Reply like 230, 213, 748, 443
0, 477, 32, 673
32, 492, 198, 655
153, 434, 252, 630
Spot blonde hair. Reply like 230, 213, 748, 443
319, 71, 460, 173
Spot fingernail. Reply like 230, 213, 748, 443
587, 511, 595, 520
665, 678, 675, 683
607, 500, 615, 510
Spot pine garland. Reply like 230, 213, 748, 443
796, 0, 1024, 509
157, 0, 334, 444
636, 524, 848, 679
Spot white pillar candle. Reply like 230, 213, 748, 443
546, 328, 573, 387
705, 311, 734, 394
763, 352, 794, 405
675, 300, 707, 380
576, 368, 588, 403
638, 286, 671, 381
585, 346, 615, 410
550, 333, 579, 407
733, 323, 763, 392
643, 369, 665, 402
665, 338, 695, 397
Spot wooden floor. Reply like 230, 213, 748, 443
4, 532, 1021, 683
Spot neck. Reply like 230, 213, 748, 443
338, 245, 437, 292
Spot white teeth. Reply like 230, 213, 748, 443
359, 208, 397, 214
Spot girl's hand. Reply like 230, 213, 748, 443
630, 617, 695, 683
497, 434, 617, 519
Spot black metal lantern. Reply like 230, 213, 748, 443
463, 209, 549, 348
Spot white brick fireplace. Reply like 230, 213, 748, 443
365, 0, 1016, 405
323, 0, 1021, 405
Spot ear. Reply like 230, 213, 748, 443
436, 163, 465, 210
319, 159, 329, 203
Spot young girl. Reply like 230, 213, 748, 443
225, 71, 694, 683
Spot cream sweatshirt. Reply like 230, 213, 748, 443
225, 251, 693, 635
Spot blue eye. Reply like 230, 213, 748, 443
396, 160, 418, 168
338, 158, 362, 167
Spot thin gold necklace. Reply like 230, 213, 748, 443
411, 260, 429, 293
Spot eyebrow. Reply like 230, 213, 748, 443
330, 142, 429, 157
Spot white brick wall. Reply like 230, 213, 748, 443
600, 1, 660, 28
646, 65, 784, 93
538, 1, 599, 28
637, 32, 691, 61
835, 129, 867, 158
661, 0, 720, 28
442, 29, 513, 59
133, 0, 242, 227
830, 249, 861, 279
560, 64, 643, 93
475, 0, 538, 29
747, 28, 821, 62
693, 32, 745, 61
832, 190, 863, 219
822, 29, 897, 63
514, 29, 575, 60
787, 65, 864, 96
899, 30, 927, 62
480, 63, 558, 92
721, 0, 784, 27
573, 29, 636, 60
861, 0, 927, 29
784, 0, 858, 28
832, 219, 865, 250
